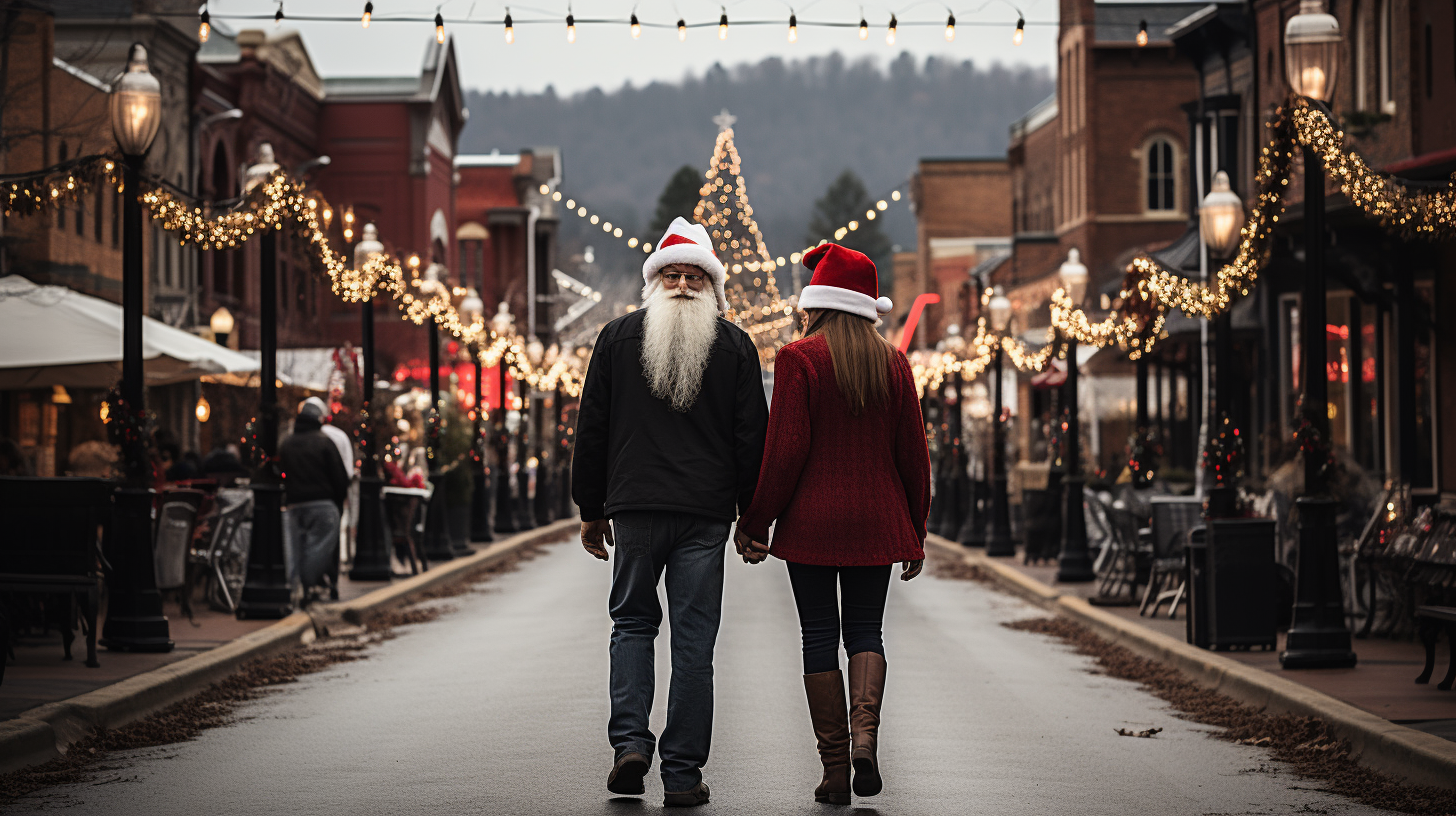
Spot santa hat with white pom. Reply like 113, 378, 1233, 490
641, 216, 728, 312
797, 243, 892, 321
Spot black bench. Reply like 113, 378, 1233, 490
0, 476, 116, 679
1416, 606, 1456, 690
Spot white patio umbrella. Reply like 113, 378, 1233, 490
0, 275, 261, 389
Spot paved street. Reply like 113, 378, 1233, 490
13, 539, 1387, 816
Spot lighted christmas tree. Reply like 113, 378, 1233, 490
693, 109, 796, 363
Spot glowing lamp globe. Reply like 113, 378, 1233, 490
460, 288, 484, 324
209, 306, 235, 346
1284, 0, 1341, 101
1059, 249, 1089, 305
1199, 171, 1245, 259
109, 44, 162, 156
354, 223, 384, 268
989, 294, 1012, 332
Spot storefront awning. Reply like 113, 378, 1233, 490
0, 275, 260, 389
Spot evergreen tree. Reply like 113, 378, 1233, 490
650, 165, 703, 236
805, 170, 893, 267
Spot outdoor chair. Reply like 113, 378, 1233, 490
190, 487, 252, 614
1092, 498, 1145, 603
1141, 496, 1204, 618
383, 486, 431, 575
0, 476, 115, 676
155, 488, 206, 617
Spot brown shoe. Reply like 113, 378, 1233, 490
663, 781, 710, 807
849, 651, 887, 797
607, 752, 650, 795
803, 669, 851, 805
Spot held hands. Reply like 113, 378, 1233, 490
901, 559, 924, 581
581, 519, 614, 561
734, 525, 771, 564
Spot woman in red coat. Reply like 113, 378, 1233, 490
735, 243, 931, 806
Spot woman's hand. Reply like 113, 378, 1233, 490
734, 526, 770, 564
900, 559, 923, 581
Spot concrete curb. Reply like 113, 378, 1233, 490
0, 518, 578, 774
925, 534, 1456, 791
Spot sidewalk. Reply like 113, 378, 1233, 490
1, 576, 379, 722
925, 534, 1456, 790
0, 519, 579, 771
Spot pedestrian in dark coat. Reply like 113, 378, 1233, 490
572, 217, 768, 808
735, 243, 930, 806
278, 401, 349, 599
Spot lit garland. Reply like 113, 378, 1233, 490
1201, 413, 1243, 488
1293, 100, 1456, 239
2, 154, 119, 216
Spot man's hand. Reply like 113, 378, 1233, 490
901, 559, 923, 581
581, 520, 614, 561
734, 526, 770, 564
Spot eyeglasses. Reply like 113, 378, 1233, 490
661, 271, 706, 284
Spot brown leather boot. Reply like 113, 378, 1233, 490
803, 669, 851, 806
848, 651, 887, 796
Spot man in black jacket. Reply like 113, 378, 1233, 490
278, 400, 350, 603
573, 217, 768, 808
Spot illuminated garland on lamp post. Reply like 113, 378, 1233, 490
1279, 0, 1357, 671
349, 223, 396, 581
984, 292, 1016, 557
100, 44, 173, 653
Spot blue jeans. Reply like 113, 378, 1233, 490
608, 511, 730, 792
285, 500, 340, 590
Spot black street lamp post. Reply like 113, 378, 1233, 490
420, 264, 455, 562
492, 303, 519, 534
1201, 170, 1245, 518
349, 224, 393, 581
527, 339, 554, 527
235, 144, 293, 620
1055, 249, 1095, 583
1280, 0, 1357, 670
985, 293, 1015, 556
461, 289, 494, 544
100, 44, 173, 651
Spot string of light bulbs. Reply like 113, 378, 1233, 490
188, 4, 1044, 47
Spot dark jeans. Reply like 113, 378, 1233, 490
786, 562, 892, 675
608, 511, 730, 791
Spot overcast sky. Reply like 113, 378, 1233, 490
208, 0, 1059, 95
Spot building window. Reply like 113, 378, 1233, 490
1144, 137, 1178, 212
1354, 0, 1369, 111
94, 184, 104, 242
1378, 0, 1395, 113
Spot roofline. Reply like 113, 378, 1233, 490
919, 156, 1009, 164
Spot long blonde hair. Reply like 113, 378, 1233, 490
803, 309, 897, 416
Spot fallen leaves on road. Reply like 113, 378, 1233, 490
1115, 727, 1163, 738
996, 616, 1456, 816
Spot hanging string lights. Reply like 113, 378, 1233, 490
435, 11, 446, 43
886, 14, 897, 44
630, 11, 641, 38
945, 13, 956, 41
199, 5, 211, 42
718, 10, 729, 40
504, 9, 514, 42
566, 11, 576, 42
1136, 19, 1149, 46
361, 1, 372, 28
1013, 16, 1024, 44
788, 12, 797, 42
858, 13, 869, 39
677, 17, 687, 40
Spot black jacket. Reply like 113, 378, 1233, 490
278, 415, 350, 507
571, 308, 768, 523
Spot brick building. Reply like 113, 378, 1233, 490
907, 158, 1012, 347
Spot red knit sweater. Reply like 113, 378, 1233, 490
737, 335, 930, 566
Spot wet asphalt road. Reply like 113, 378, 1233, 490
14, 538, 1387, 816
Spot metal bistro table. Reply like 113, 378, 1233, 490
382, 486, 432, 575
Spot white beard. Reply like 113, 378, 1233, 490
640, 281, 719, 412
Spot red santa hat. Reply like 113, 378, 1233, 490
641, 217, 728, 312
797, 243, 892, 321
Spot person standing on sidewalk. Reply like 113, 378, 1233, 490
304, 396, 358, 575
278, 400, 350, 604
735, 243, 930, 806
572, 217, 769, 808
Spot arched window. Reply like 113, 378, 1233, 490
1144, 137, 1178, 212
